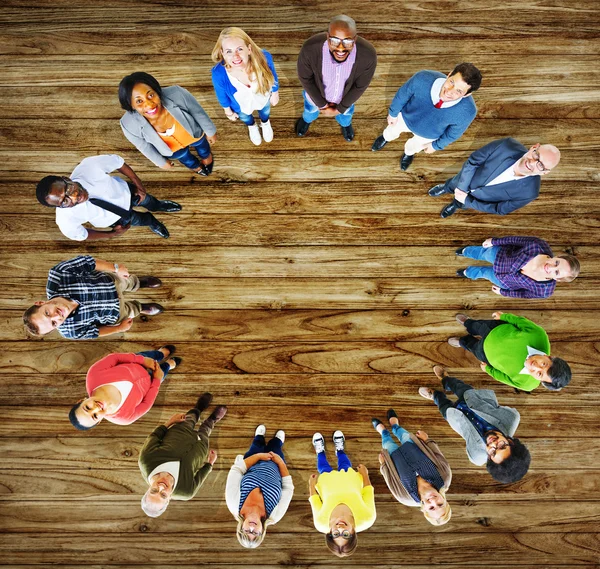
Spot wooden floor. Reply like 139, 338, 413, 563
1, 1, 600, 567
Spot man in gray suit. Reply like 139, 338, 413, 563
419, 366, 530, 483
428, 137, 560, 218
139, 393, 227, 517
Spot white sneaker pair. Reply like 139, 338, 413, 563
255, 424, 285, 443
312, 431, 345, 454
248, 121, 273, 146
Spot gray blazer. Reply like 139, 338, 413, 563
446, 388, 521, 466
120, 85, 216, 168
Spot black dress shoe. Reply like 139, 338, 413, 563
341, 124, 354, 142
386, 408, 398, 421
157, 200, 182, 212
159, 344, 176, 357
400, 153, 414, 171
456, 269, 467, 278
295, 117, 310, 137
428, 184, 451, 197
140, 303, 164, 316
139, 276, 163, 289
440, 202, 458, 218
203, 159, 214, 175
371, 135, 387, 151
149, 220, 170, 239
455, 247, 465, 256
195, 392, 214, 412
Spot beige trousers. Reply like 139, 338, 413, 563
382, 113, 436, 156
106, 273, 142, 322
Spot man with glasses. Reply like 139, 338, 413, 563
419, 366, 531, 483
371, 63, 481, 171
296, 15, 377, 141
429, 138, 561, 217
35, 154, 181, 240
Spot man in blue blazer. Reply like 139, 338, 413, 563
429, 137, 560, 217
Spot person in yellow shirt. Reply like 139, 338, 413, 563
309, 431, 376, 558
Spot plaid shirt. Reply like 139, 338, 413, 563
491, 236, 556, 299
46, 256, 120, 340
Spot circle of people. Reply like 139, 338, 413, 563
23, 15, 580, 559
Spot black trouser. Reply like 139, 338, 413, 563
114, 183, 162, 227
433, 377, 474, 419
458, 319, 507, 364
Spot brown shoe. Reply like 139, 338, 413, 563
195, 392, 213, 412
140, 303, 164, 316
455, 313, 470, 325
433, 365, 447, 379
208, 405, 227, 423
139, 276, 162, 289
447, 337, 461, 348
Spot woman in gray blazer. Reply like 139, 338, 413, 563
119, 72, 217, 176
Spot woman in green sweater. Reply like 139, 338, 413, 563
447, 311, 571, 391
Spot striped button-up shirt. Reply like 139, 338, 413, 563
321, 41, 357, 105
491, 236, 556, 299
47, 256, 120, 340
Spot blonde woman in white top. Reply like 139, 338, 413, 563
211, 28, 280, 145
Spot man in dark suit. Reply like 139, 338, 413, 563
428, 138, 560, 218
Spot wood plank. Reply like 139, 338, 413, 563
3, 309, 600, 342
0, 244, 595, 277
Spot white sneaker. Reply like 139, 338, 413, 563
248, 123, 262, 146
260, 120, 273, 143
312, 432, 325, 454
333, 430, 345, 452
275, 430, 285, 443
255, 424, 266, 436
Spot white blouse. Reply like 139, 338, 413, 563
226, 71, 270, 114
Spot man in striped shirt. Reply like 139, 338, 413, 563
22, 255, 164, 339
296, 15, 377, 141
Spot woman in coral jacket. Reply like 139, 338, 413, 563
68, 345, 181, 430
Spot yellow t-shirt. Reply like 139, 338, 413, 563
309, 469, 376, 533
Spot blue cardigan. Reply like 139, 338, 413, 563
211, 50, 279, 114
388, 70, 476, 151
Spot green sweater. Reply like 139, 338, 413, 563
138, 423, 212, 500
482, 313, 550, 391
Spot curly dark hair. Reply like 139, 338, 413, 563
486, 438, 531, 483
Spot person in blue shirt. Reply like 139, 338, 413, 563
372, 63, 481, 171
211, 28, 279, 146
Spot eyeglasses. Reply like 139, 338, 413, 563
489, 439, 511, 458
531, 148, 550, 172
328, 36, 356, 49
331, 529, 352, 539
243, 527, 262, 537
58, 177, 78, 208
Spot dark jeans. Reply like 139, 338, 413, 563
459, 319, 507, 364
171, 137, 212, 170
244, 435, 285, 462
317, 451, 352, 474
137, 349, 171, 384
433, 376, 474, 419
112, 183, 161, 227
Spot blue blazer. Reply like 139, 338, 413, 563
211, 50, 279, 114
448, 137, 541, 215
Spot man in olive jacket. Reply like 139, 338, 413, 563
139, 393, 227, 517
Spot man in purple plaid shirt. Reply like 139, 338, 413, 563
455, 236, 580, 299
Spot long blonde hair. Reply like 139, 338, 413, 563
421, 488, 452, 526
211, 27, 275, 95
235, 516, 268, 549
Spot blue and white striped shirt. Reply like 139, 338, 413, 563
239, 460, 282, 517
47, 256, 120, 340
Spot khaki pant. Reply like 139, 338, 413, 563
106, 273, 142, 322
382, 112, 436, 156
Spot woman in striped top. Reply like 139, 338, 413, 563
374, 409, 452, 526
225, 425, 294, 548
456, 236, 580, 299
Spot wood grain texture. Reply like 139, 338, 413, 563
1, 0, 599, 567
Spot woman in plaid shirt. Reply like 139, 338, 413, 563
456, 235, 580, 298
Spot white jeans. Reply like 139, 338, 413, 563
382, 113, 435, 156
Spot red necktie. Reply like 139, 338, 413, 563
434, 99, 443, 109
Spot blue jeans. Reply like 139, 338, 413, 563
243, 435, 285, 461
302, 91, 354, 127
462, 246, 503, 287
137, 350, 171, 384
237, 102, 271, 126
317, 450, 352, 474
171, 137, 212, 169
380, 425, 414, 454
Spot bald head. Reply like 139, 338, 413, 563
539, 144, 561, 171
329, 14, 357, 34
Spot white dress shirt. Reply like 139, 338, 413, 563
55, 154, 131, 241
520, 346, 548, 375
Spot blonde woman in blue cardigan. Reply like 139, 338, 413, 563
211, 28, 279, 146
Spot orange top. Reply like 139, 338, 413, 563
156, 115, 201, 151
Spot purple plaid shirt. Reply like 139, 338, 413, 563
491, 236, 556, 299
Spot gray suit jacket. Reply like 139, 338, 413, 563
446, 388, 521, 466
448, 137, 541, 215
120, 85, 216, 168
